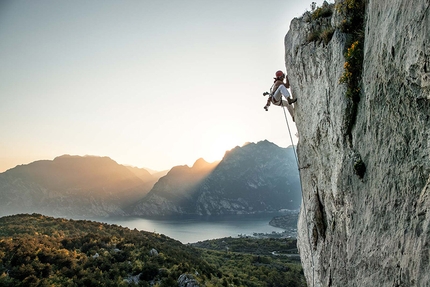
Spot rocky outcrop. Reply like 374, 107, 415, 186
269, 212, 299, 229
177, 274, 200, 287
286, 0, 430, 286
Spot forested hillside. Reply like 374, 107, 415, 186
0, 214, 305, 287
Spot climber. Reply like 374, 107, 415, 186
263, 70, 296, 121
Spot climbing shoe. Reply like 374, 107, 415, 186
264, 106, 269, 111
287, 98, 297, 104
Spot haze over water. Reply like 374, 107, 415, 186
98, 214, 294, 244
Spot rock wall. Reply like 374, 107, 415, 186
285, 0, 430, 286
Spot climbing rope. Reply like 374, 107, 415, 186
280, 100, 316, 287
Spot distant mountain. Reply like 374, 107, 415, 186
151, 169, 170, 179
0, 141, 301, 218
0, 155, 155, 217
130, 140, 301, 216
125, 166, 153, 181
125, 166, 168, 182
140, 166, 167, 175
126, 158, 219, 215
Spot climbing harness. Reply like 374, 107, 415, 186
280, 100, 316, 287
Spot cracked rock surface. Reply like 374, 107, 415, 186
285, 0, 430, 286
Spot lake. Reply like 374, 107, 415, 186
97, 213, 297, 244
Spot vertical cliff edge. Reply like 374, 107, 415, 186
285, 0, 430, 286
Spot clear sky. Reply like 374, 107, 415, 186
0, 0, 325, 172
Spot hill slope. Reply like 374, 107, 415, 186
0, 213, 217, 287
131, 141, 301, 216
0, 214, 305, 287
0, 155, 154, 217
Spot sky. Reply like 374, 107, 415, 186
0, 0, 326, 172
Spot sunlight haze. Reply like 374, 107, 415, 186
0, 0, 326, 172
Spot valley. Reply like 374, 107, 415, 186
0, 214, 305, 287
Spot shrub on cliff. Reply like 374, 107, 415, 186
306, 1, 335, 45
339, 40, 364, 102
336, 0, 366, 34
336, 0, 366, 103
311, 1, 334, 20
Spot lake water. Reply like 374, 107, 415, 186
97, 214, 295, 244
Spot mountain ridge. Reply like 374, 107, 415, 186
130, 140, 301, 216
0, 140, 300, 218
0, 155, 157, 217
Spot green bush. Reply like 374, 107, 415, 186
307, 27, 334, 45
306, 1, 335, 45
321, 27, 335, 44
335, 0, 365, 34
312, 1, 334, 20
336, 0, 365, 103
339, 40, 363, 102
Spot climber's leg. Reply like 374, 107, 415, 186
272, 86, 284, 103
274, 85, 297, 104
264, 97, 272, 111
285, 101, 295, 122
271, 86, 296, 120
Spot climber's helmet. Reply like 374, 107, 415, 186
275, 70, 285, 79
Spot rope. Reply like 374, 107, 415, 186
280, 100, 315, 287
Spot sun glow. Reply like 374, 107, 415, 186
204, 135, 239, 163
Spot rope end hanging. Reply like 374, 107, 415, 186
280, 101, 315, 287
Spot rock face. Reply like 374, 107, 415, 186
177, 274, 200, 287
131, 141, 301, 216
285, 1, 430, 286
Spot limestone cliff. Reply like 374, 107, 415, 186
285, 0, 430, 286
